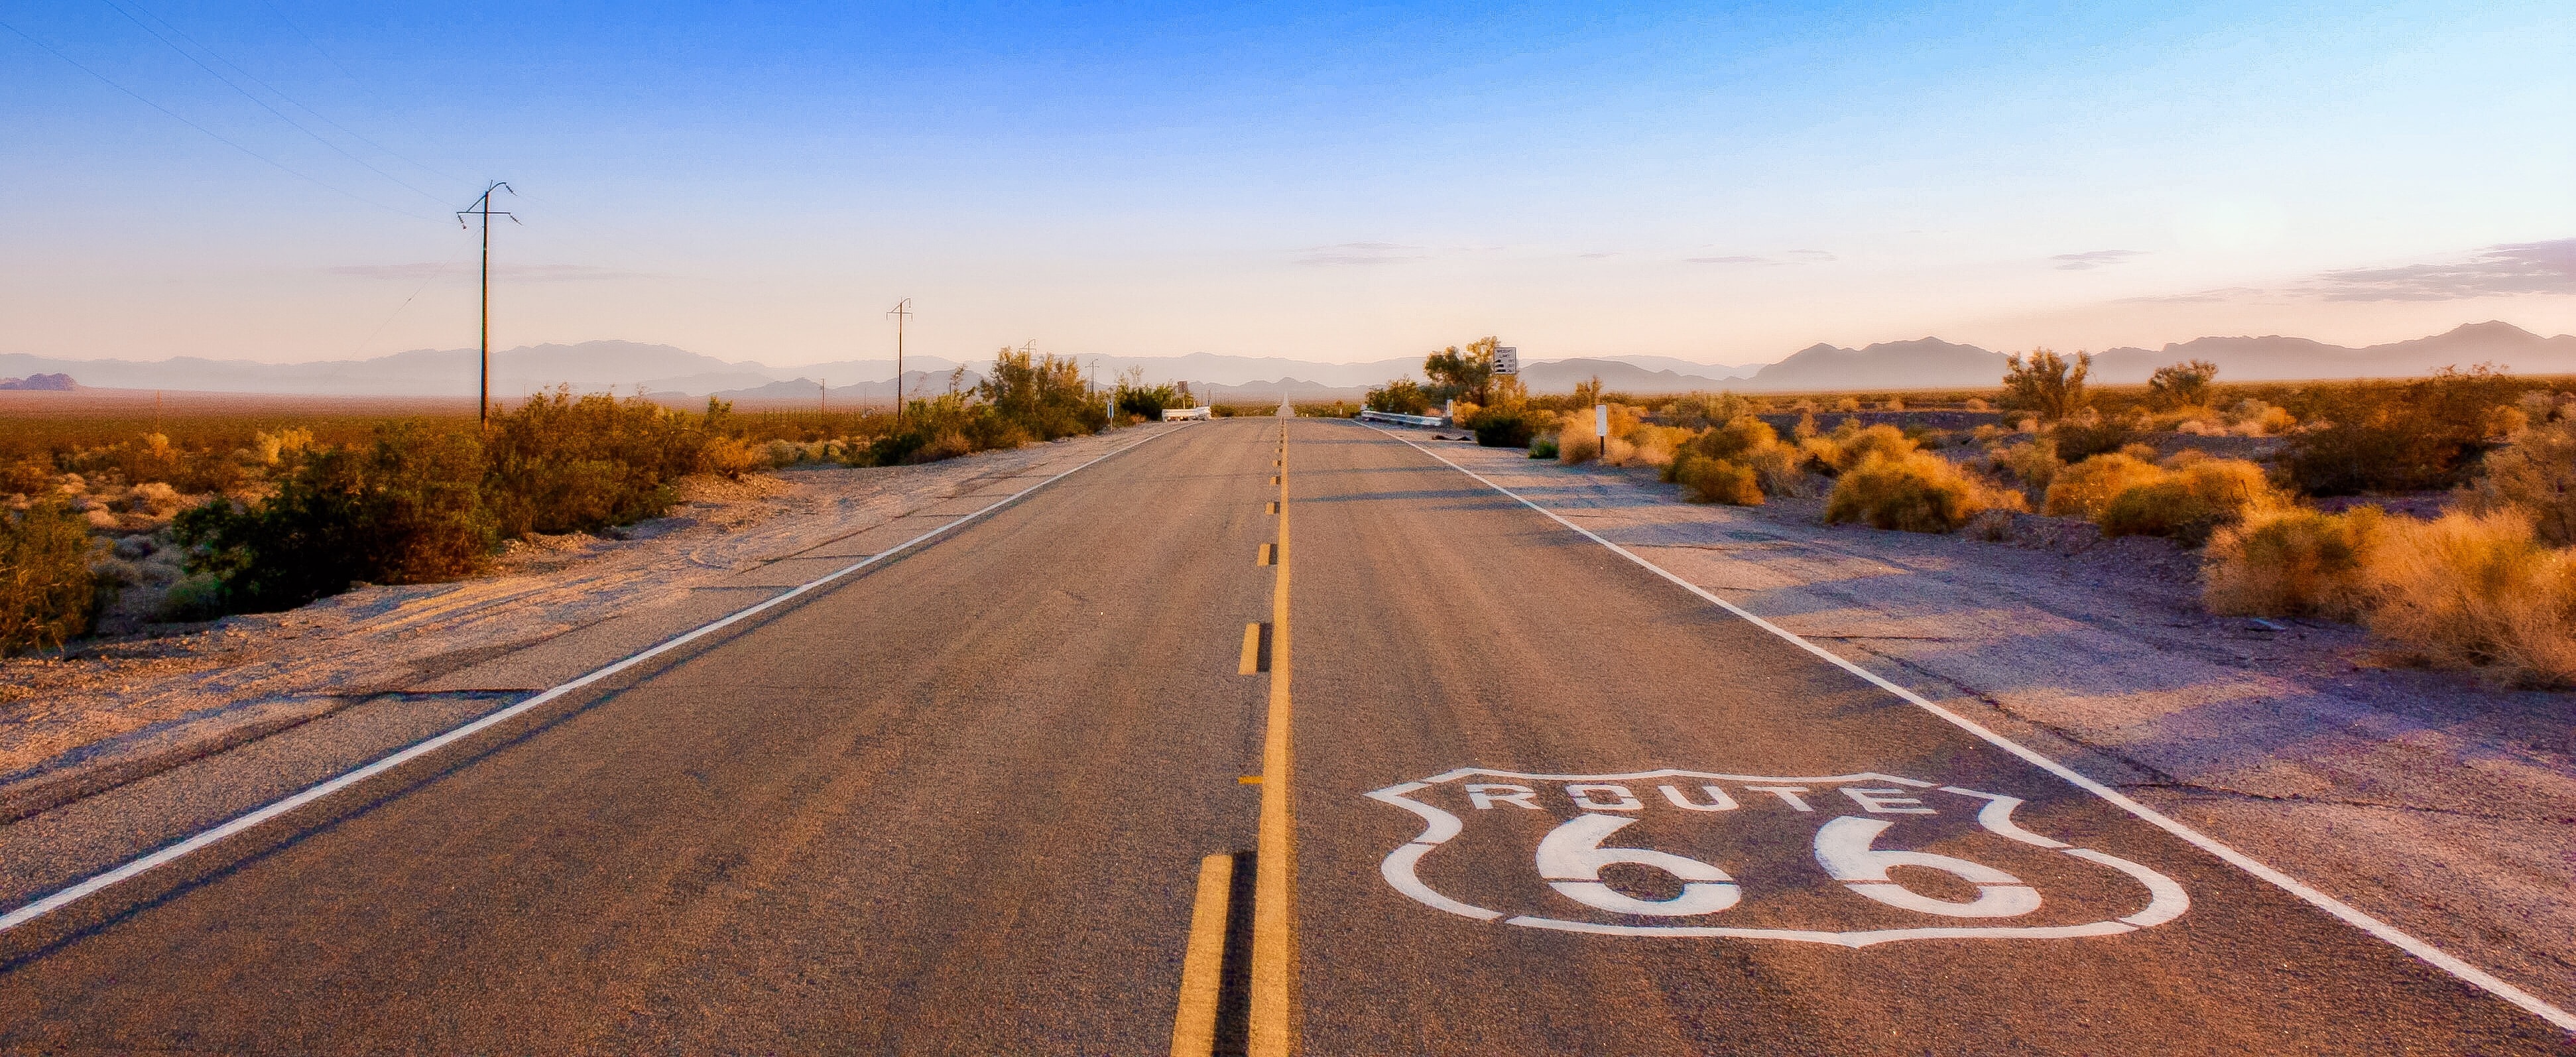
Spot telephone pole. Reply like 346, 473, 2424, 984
458, 182, 517, 430
886, 298, 913, 422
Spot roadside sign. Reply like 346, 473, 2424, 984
1493, 346, 1518, 375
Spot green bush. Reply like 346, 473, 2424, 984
1528, 436, 1559, 459
174, 425, 493, 613
1466, 406, 1548, 448
481, 389, 707, 538
1, 501, 98, 654
1364, 379, 1434, 415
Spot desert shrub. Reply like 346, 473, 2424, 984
481, 389, 707, 538
2000, 348, 2091, 422
2048, 411, 2146, 462
2099, 457, 2282, 544
2283, 365, 2522, 495
1674, 456, 1763, 505
1802, 422, 1916, 475
1616, 424, 1694, 468
1364, 379, 1434, 415
1665, 391, 1755, 429
1466, 406, 1548, 448
174, 426, 493, 613
1528, 435, 1559, 459
978, 345, 1103, 441
1993, 437, 2063, 494
1825, 451, 2006, 532
2459, 416, 2576, 545
2043, 453, 2166, 520
1, 501, 98, 654
2201, 507, 2383, 620
1554, 404, 1643, 465
4, 457, 56, 496
2362, 511, 2576, 686
2147, 359, 2219, 410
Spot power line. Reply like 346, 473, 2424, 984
0, 17, 430, 219
97, 0, 454, 208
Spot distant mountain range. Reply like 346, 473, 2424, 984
4, 322, 2567, 402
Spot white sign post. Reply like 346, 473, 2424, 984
1595, 403, 1609, 453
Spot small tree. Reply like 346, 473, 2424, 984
2001, 348, 2091, 423
1571, 375, 1604, 407
1423, 336, 1499, 406
2148, 359, 2219, 410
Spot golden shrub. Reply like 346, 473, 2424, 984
1825, 451, 2001, 532
2042, 453, 2165, 520
1674, 455, 1764, 505
2362, 511, 2576, 686
2201, 507, 2383, 621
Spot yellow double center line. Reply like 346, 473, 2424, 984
1251, 428, 1298, 1056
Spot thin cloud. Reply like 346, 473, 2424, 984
1686, 255, 1780, 265
1294, 242, 1426, 266
2116, 286, 2266, 304
2052, 249, 2146, 271
2305, 238, 2575, 301
330, 263, 644, 282
1786, 249, 1837, 261
1577, 251, 1619, 259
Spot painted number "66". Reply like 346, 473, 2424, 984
1535, 814, 2041, 919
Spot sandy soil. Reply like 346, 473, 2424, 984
1414, 430, 2575, 1017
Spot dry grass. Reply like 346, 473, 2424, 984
2362, 511, 2576, 686
1825, 451, 2018, 532
2042, 452, 2166, 519
2098, 455, 2286, 544
2459, 415, 2576, 546
2202, 507, 2384, 621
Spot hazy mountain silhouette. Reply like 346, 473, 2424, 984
7, 323, 2567, 399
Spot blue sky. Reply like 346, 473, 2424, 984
3, 1, 2569, 367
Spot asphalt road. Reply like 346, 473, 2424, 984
0, 418, 2561, 1054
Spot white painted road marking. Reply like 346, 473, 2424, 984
1364, 422, 2576, 1032
0, 426, 1190, 937
1369, 767, 2187, 947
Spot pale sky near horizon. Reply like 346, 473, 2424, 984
3, 1, 2569, 369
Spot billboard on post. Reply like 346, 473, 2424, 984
1493, 345, 1518, 375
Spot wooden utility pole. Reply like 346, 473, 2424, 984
457, 182, 516, 430
886, 298, 913, 422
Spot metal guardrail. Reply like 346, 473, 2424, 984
1355, 409, 1446, 428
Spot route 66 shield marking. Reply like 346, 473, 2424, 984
1367, 768, 2189, 948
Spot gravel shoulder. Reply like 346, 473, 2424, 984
1406, 427, 2575, 1018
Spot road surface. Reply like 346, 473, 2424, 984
0, 418, 2561, 1054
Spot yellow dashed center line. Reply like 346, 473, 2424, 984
1168, 853, 1236, 1056
1251, 428, 1298, 1056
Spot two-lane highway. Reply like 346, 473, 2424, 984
0, 417, 2563, 1054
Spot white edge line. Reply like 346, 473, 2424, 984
0, 424, 1189, 936
1357, 421, 2576, 1034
